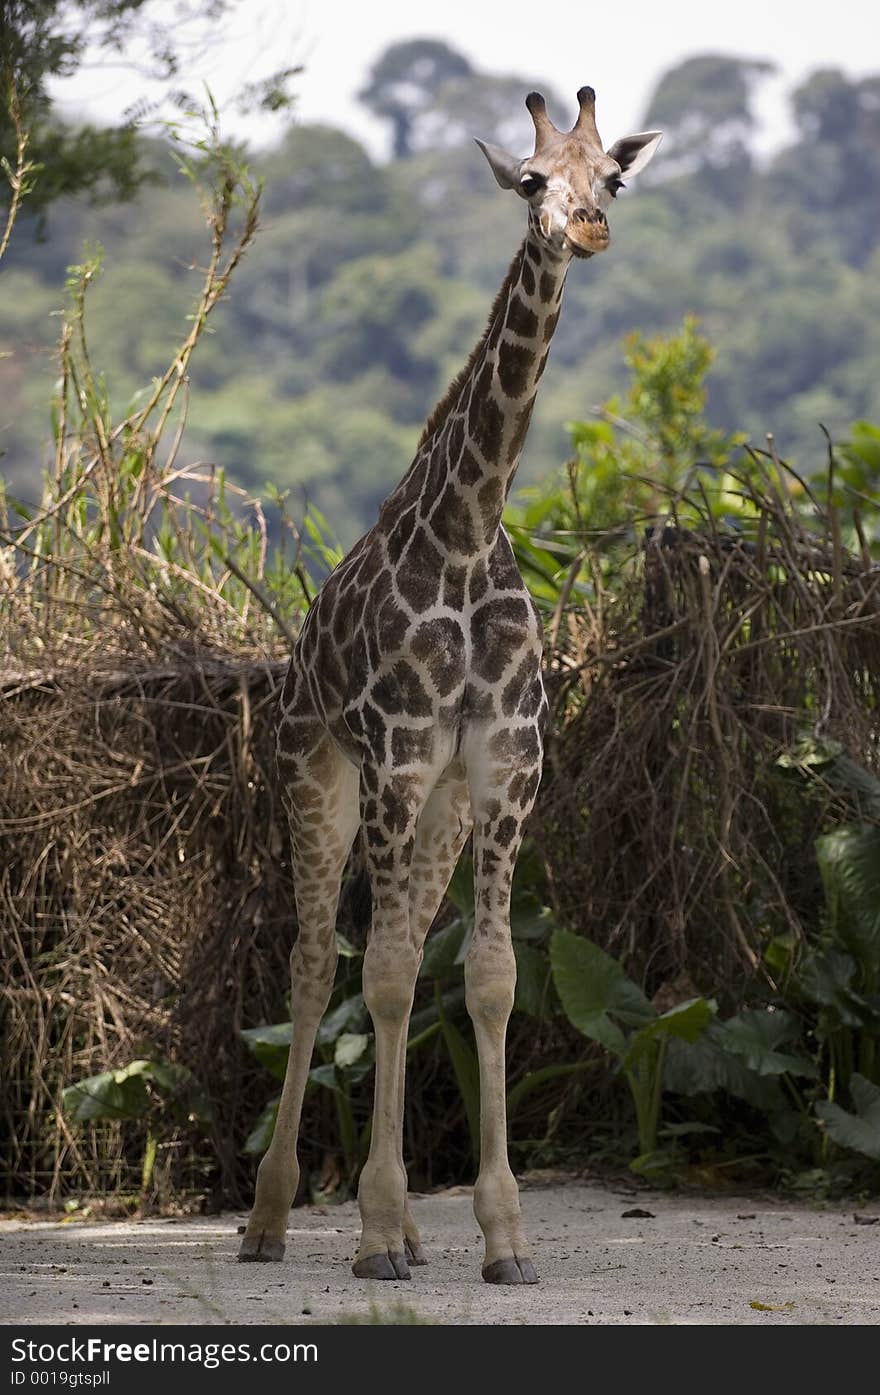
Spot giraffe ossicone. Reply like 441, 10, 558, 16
238, 88, 661, 1284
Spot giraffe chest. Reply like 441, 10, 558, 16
294, 532, 544, 769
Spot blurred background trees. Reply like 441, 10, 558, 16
2, 34, 879, 547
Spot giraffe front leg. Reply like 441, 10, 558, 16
399, 765, 473, 1268
239, 939, 330, 1262
240, 730, 359, 1262
464, 736, 542, 1285
466, 931, 537, 1285
354, 925, 420, 1279
352, 764, 434, 1281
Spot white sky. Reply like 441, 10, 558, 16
49, 0, 879, 160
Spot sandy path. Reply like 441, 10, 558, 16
2, 1181, 878, 1325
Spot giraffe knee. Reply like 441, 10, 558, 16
362, 943, 419, 1023
465, 940, 516, 1024
290, 937, 338, 1018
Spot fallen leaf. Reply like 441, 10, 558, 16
621, 1208, 655, 1219
749, 1300, 795, 1312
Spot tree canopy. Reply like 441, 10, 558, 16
1, 41, 879, 545
0, 0, 298, 223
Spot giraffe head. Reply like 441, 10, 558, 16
476, 87, 661, 259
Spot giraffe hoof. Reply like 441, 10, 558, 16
482, 1256, 539, 1285
405, 1236, 428, 1266
238, 1232, 285, 1262
352, 1251, 411, 1281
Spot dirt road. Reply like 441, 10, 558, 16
2, 1180, 878, 1325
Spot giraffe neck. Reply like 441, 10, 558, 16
417, 231, 570, 560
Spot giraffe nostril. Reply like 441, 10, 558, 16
572, 207, 591, 224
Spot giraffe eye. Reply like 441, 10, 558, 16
606, 177, 625, 197
519, 173, 544, 197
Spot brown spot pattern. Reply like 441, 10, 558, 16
477, 478, 503, 543
457, 448, 482, 487
471, 597, 532, 682
507, 295, 538, 339
542, 310, 560, 343
507, 398, 536, 464
386, 506, 417, 566
468, 562, 489, 604
397, 528, 443, 612
371, 661, 432, 718
497, 342, 534, 399
410, 617, 466, 696
430, 482, 478, 554
501, 656, 537, 715
391, 726, 434, 766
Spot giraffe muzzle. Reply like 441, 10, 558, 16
565, 207, 610, 257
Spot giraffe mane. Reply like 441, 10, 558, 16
417, 241, 526, 450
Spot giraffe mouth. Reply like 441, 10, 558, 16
565, 227, 609, 258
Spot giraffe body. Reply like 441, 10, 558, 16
239, 87, 661, 1284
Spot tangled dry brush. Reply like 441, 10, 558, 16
2, 434, 877, 1204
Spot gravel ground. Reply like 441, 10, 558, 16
2, 1181, 879, 1326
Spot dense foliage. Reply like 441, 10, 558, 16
0, 0, 298, 223
2, 41, 879, 1205
2, 44, 880, 545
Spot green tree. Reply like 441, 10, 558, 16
773, 69, 880, 266
507, 318, 746, 603
642, 54, 774, 201
416, 71, 567, 156
0, 0, 298, 225
358, 38, 473, 158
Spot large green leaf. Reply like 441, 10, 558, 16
435, 987, 480, 1165
419, 919, 469, 980
816, 1075, 880, 1161
816, 824, 880, 963
509, 848, 557, 942
715, 1008, 818, 1079
240, 1021, 291, 1080
316, 993, 367, 1047
308, 1062, 341, 1093
777, 736, 843, 772
135, 1060, 210, 1123
445, 854, 475, 919
550, 929, 653, 1058
664, 1028, 790, 1113
510, 898, 559, 942
797, 947, 876, 1028
334, 1032, 370, 1068
61, 1058, 208, 1125
623, 997, 715, 1071
506, 1061, 592, 1120
408, 986, 464, 1040
62, 1066, 149, 1123
822, 754, 880, 819
513, 941, 553, 1018
335, 931, 363, 959
243, 1095, 280, 1155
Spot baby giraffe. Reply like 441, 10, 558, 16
240, 87, 661, 1284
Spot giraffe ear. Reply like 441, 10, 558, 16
606, 131, 663, 178
474, 138, 522, 191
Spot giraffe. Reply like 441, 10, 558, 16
239, 86, 661, 1284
